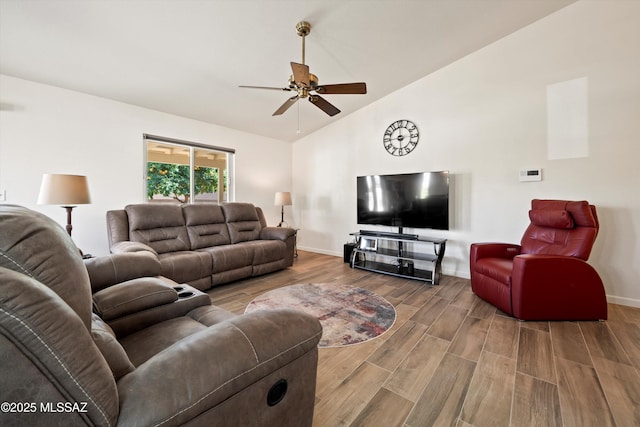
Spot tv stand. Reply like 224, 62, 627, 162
349, 231, 446, 285
359, 229, 419, 240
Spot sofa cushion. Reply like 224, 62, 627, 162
243, 240, 287, 264
183, 204, 231, 249
158, 251, 213, 286
0, 267, 119, 425
529, 209, 574, 229
1, 205, 94, 330
187, 305, 237, 326
91, 314, 135, 380
119, 317, 208, 366
531, 199, 597, 227
202, 244, 254, 273
475, 257, 513, 284
126, 204, 190, 254
106, 209, 130, 245
222, 203, 262, 243
522, 202, 597, 260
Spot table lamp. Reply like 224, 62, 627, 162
274, 191, 292, 227
37, 174, 91, 237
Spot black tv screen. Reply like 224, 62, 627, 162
357, 171, 449, 230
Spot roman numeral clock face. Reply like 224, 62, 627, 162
383, 120, 419, 156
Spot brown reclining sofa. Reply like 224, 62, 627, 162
105, 202, 296, 290
1, 204, 321, 426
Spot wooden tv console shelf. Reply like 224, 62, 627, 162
349, 231, 446, 285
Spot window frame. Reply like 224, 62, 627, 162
143, 134, 235, 203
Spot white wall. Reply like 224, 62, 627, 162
0, 75, 292, 256
292, 1, 640, 307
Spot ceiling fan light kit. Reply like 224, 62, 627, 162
240, 21, 367, 117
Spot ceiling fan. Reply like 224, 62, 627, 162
239, 21, 367, 117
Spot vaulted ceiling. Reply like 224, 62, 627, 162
0, 0, 574, 142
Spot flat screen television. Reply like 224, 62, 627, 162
357, 171, 449, 230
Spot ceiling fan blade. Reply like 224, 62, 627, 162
273, 95, 300, 116
315, 82, 367, 95
239, 85, 292, 91
291, 62, 310, 87
308, 95, 341, 117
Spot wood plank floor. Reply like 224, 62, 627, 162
207, 251, 640, 427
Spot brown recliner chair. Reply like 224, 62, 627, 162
0, 205, 322, 426
470, 199, 607, 321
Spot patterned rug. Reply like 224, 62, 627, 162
245, 283, 396, 348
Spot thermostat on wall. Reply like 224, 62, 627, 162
519, 169, 542, 182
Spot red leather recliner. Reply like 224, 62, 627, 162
470, 199, 607, 320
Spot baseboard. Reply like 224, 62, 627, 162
297, 246, 342, 258
449, 268, 470, 280
606, 295, 640, 308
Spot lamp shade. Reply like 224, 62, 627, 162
274, 191, 292, 206
37, 174, 91, 205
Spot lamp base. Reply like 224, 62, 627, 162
277, 205, 289, 227
62, 205, 76, 236
60, 205, 92, 258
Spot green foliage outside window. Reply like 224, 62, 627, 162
147, 162, 225, 203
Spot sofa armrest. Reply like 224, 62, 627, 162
85, 252, 161, 292
117, 309, 322, 427
107, 283, 212, 338
470, 242, 521, 262
511, 254, 607, 320
470, 243, 521, 281
111, 240, 158, 255
93, 277, 178, 321
260, 226, 296, 241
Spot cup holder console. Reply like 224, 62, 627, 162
173, 286, 194, 299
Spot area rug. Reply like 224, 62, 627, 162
245, 283, 396, 348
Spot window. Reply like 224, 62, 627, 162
144, 134, 234, 203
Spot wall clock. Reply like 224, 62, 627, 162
383, 120, 419, 156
